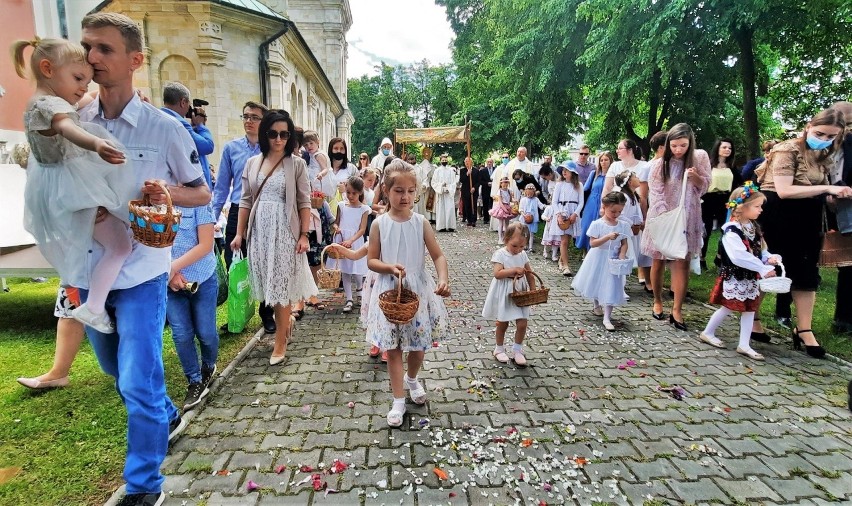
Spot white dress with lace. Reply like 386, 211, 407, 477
23, 95, 136, 284
364, 213, 451, 351
248, 168, 318, 306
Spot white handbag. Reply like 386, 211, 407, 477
645, 174, 689, 260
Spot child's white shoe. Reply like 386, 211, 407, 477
72, 304, 116, 334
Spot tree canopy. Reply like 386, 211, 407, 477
347, 0, 852, 162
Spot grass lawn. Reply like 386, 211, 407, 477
0, 277, 259, 506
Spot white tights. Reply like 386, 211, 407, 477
87, 214, 132, 314
703, 307, 755, 350
342, 272, 362, 301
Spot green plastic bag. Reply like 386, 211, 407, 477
214, 243, 228, 307
227, 251, 255, 333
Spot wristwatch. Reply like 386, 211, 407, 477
300, 231, 310, 237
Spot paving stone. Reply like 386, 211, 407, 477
153, 225, 852, 506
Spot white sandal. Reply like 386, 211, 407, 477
736, 347, 765, 361
405, 379, 428, 405
699, 333, 725, 349
387, 406, 406, 427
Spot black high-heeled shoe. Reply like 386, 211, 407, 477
652, 304, 666, 320
792, 327, 826, 358
669, 314, 688, 331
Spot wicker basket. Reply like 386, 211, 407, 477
378, 272, 420, 324
556, 213, 573, 231
311, 195, 325, 209
819, 230, 852, 268
523, 213, 534, 224
128, 181, 181, 248
509, 271, 549, 307
316, 245, 342, 290
758, 262, 792, 294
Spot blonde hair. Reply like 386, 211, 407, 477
12, 37, 87, 82
503, 221, 530, 243
302, 130, 320, 145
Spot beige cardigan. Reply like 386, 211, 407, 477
239, 153, 311, 241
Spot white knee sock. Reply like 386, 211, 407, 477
703, 307, 732, 338
738, 312, 756, 350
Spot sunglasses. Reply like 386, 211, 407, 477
360, 156, 368, 160
579, 152, 590, 156
266, 129, 291, 140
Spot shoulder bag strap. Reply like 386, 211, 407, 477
252, 155, 285, 205
676, 169, 689, 210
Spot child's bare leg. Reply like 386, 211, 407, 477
387, 348, 405, 398
560, 235, 570, 268
495, 321, 509, 347
514, 318, 527, 345
406, 350, 425, 379
88, 214, 132, 313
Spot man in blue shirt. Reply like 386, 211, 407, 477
160, 82, 214, 189
211, 101, 276, 333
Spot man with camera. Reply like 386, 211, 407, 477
161, 82, 215, 189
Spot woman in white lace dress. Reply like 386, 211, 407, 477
232, 110, 318, 365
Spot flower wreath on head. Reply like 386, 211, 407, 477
725, 180, 760, 221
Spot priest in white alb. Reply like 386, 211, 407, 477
430, 154, 457, 232
414, 147, 435, 220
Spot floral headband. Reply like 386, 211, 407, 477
726, 180, 759, 220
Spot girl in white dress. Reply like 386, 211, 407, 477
614, 170, 649, 275
540, 205, 561, 261
482, 222, 536, 366
518, 184, 544, 252
489, 177, 518, 244
331, 176, 370, 313
572, 192, 632, 331
13, 38, 135, 334
552, 166, 585, 276
364, 159, 451, 428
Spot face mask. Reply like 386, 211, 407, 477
441, 161, 448, 166
381, 148, 391, 156
330, 152, 346, 161
806, 135, 832, 151
502, 158, 509, 164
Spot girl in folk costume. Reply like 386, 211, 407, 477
489, 177, 519, 244
364, 159, 451, 428
614, 170, 652, 278
430, 154, 458, 231
13, 38, 135, 334
571, 192, 632, 331
518, 183, 544, 252
482, 222, 537, 366
552, 166, 585, 276
699, 183, 780, 361
331, 176, 371, 313
540, 205, 562, 262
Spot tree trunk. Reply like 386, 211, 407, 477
735, 26, 760, 158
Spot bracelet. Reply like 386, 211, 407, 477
300, 231, 310, 237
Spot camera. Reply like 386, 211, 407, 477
186, 98, 209, 119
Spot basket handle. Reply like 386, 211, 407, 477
320, 245, 335, 270
512, 270, 544, 293
142, 180, 175, 216
395, 271, 403, 303
777, 261, 785, 278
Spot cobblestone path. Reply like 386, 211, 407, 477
159, 225, 852, 506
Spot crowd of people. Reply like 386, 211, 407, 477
7, 11, 852, 506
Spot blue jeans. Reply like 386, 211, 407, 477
166, 273, 219, 384
81, 273, 178, 495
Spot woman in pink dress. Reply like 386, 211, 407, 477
641, 123, 711, 330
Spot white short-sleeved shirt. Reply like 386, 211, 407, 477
607, 160, 651, 183
73, 94, 204, 290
